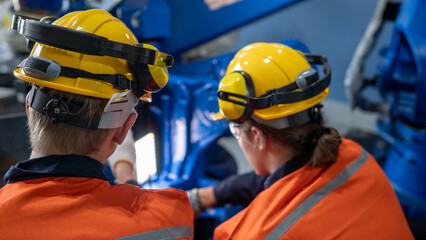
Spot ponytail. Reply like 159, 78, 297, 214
245, 115, 342, 168
306, 127, 342, 167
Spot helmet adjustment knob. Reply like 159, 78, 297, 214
42, 99, 68, 123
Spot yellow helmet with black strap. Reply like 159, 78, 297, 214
13, 9, 171, 99
217, 42, 331, 128
12, 9, 173, 129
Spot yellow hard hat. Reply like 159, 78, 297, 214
13, 9, 171, 100
217, 42, 331, 124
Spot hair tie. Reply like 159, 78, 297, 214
313, 127, 329, 140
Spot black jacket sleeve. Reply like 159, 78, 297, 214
213, 171, 267, 206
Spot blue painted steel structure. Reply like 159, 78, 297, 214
146, 73, 233, 190
158, 0, 301, 55
15, 0, 62, 12
375, 0, 426, 220
111, 0, 171, 40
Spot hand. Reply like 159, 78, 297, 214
113, 160, 137, 185
108, 129, 138, 185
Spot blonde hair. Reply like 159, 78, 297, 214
28, 86, 112, 155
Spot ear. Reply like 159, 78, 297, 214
250, 126, 266, 151
113, 111, 138, 145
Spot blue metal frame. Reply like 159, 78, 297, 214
376, 0, 426, 220
160, 0, 302, 55
17, 0, 63, 11
379, 0, 426, 125
111, 0, 171, 40
143, 73, 233, 190
378, 118, 426, 219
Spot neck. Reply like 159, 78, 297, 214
264, 144, 297, 174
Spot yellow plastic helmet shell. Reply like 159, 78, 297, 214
14, 9, 139, 99
218, 42, 329, 121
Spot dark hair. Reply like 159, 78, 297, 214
245, 114, 342, 167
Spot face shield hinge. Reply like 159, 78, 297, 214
113, 74, 132, 90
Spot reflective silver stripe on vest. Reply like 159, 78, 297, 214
113, 226, 193, 240
265, 148, 369, 240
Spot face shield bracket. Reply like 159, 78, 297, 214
12, 14, 173, 98
11, 14, 174, 67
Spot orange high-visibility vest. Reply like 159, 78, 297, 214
0, 155, 193, 240
214, 138, 413, 240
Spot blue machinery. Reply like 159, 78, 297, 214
345, 0, 426, 221
7, 0, 426, 235
378, 0, 426, 219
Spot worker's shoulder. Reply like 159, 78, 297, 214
108, 185, 194, 222
110, 184, 190, 204
143, 187, 190, 202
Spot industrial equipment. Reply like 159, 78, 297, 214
345, 0, 425, 221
